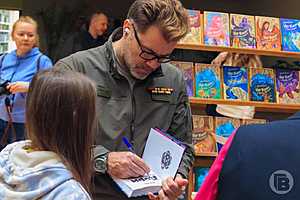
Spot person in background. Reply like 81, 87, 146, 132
195, 110, 300, 200
0, 68, 96, 199
58, 11, 109, 60
0, 16, 52, 150
55, 0, 194, 199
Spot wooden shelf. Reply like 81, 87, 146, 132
189, 97, 300, 113
176, 44, 300, 59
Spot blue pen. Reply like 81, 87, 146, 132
122, 136, 135, 153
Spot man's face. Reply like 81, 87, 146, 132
124, 23, 177, 80
92, 14, 108, 36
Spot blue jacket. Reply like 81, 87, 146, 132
0, 140, 91, 200
217, 112, 300, 200
0, 47, 52, 123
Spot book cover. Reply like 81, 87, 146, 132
280, 18, 300, 52
256, 16, 281, 51
113, 128, 185, 197
215, 117, 240, 151
230, 14, 256, 48
171, 61, 194, 96
223, 66, 249, 101
195, 63, 222, 99
241, 118, 267, 125
192, 115, 217, 155
204, 11, 230, 47
194, 167, 210, 191
276, 68, 300, 104
178, 9, 202, 45
250, 68, 276, 102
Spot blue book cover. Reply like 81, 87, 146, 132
250, 68, 276, 102
223, 66, 248, 101
194, 167, 210, 191
280, 18, 300, 52
195, 64, 221, 99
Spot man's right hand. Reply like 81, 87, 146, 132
107, 151, 150, 179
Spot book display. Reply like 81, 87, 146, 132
174, 9, 300, 200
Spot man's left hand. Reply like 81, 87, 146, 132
148, 175, 188, 200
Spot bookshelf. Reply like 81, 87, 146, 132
189, 97, 300, 113
177, 44, 300, 200
176, 44, 300, 59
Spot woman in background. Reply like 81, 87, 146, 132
0, 16, 52, 149
0, 68, 96, 199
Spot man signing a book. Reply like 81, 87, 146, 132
55, 0, 194, 199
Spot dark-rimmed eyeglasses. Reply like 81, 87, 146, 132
132, 24, 172, 63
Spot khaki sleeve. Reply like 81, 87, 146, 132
168, 71, 195, 178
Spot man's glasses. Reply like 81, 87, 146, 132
132, 24, 172, 63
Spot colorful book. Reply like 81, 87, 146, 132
171, 61, 194, 96
195, 63, 222, 99
256, 16, 281, 51
194, 167, 210, 191
223, 66, 249, 101
230, 14, 256, 48
192, 115, 217, 155
241, 118, 267, 125
204, 11, 230, 47
276, 68, 300, 104
178, 9, 202, 45
215, 117, 240, 151
250, 68, 276, 102
280, 18, 300, 52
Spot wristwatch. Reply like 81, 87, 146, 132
94, 153, 109, 174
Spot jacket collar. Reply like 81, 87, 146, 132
104, 28, 164, 80
12, 47, 40, 59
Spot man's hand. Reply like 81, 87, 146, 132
148, 175, 188, 200
107, 151, 150, 179
7, 81, 29, 93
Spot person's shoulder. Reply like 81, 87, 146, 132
44, 179, 91, 200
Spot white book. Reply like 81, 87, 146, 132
113, 128, 186, 197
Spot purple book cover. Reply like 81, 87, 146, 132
171, 61, 194, 96
276, 68, 300, 104
230, 14, 256, 48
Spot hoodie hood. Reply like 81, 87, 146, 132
0, 140, 73, 200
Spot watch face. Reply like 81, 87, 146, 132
94, 157, 106, 173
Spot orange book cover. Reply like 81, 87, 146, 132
178, 9, 202, 45
192, 115, 216, 155
256, 16, 281, 51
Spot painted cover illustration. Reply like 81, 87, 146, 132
276, 68, 300, 104
195, 63, 221, 99
223, 66, 248, 101
178, 9, 202, 45
241, 118, 267, 125
215, 117, 240, 151
192, 115, 216, 155
204, 11, 230, 47
230, 14, 256, 48
280, 18, 300, 52
250, 68, 276, 102
194, 167, 210, 191
256, 16, 281, 51
171, 61, 194, 96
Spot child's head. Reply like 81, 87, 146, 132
26, 68, 96, 192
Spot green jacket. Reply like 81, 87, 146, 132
55, 28, 194, 200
